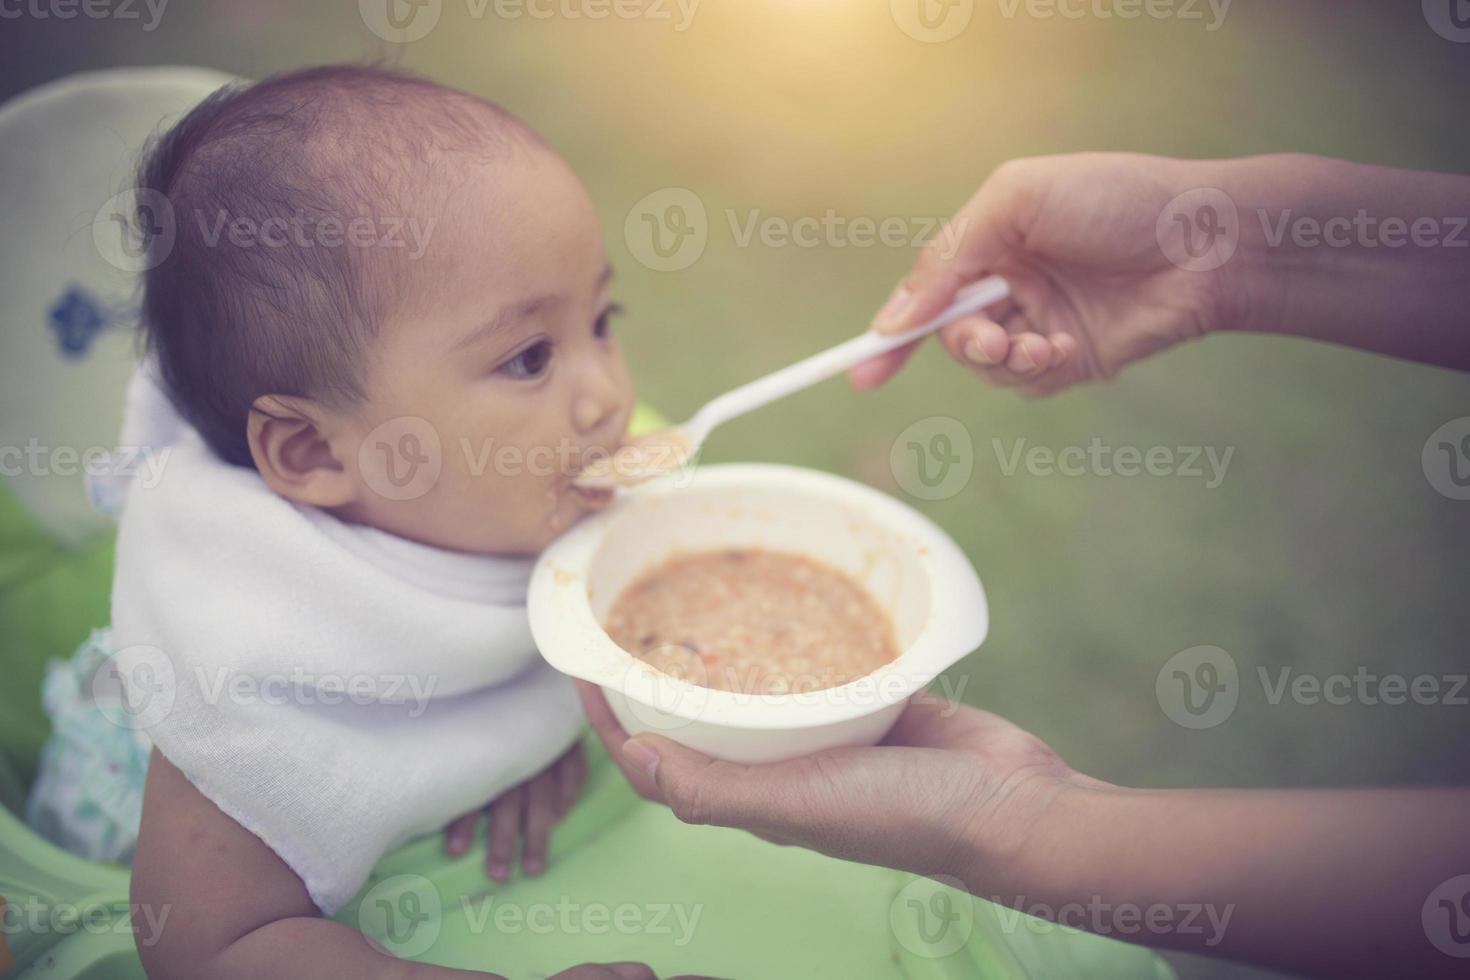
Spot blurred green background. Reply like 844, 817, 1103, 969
3, 3, 1469, 978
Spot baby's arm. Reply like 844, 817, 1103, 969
131, 748, 495, 980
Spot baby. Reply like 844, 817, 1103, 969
32, 65, 638, 978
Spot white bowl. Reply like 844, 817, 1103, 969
528, 464, 988, 763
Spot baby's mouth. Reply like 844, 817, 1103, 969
566, 440, 627, 508
571, 483, 614, 510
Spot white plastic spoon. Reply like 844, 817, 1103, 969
574, 274, 1011, 489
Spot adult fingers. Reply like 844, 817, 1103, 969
621, 732, 845, 841
937, 315, 1011, 370
574, 680, 663, 802
847, 339, 920, 390
936, 315, 1077, 388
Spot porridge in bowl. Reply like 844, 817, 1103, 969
603, 548, 899, 695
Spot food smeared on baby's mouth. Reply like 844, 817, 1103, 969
604, 548, 899, 694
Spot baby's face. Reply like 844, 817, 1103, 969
337, 147, 635, 555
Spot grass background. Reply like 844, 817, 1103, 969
3, 3, 1469, 977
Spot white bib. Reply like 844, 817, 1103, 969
103, 365, 582, 913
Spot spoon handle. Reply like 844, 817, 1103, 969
691, 275, 1010, 436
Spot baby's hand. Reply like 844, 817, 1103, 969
443, 742, 587, 881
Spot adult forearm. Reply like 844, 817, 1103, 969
1213, 154, 1470, 371
964, 784, 1470, 978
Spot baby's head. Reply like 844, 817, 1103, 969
138, 66, 633, 554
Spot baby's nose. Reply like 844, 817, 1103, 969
573, 390, 621, 435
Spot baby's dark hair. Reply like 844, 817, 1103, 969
136, 65, 538, 466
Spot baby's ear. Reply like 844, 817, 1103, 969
247, 394, 356, 507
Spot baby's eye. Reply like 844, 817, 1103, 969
594, 303, 624, 340
499, 340, 553, 379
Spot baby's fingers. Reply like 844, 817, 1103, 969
558, 743, 587, 815
521, 769, 561, 876
486, 785, 524, 881
444, 810, 479, 856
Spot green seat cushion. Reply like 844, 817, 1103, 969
0, 482, 113, 804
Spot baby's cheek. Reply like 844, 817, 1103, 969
492, 468, 568, 544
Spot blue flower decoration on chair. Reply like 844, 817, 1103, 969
48, 286, 109, 358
